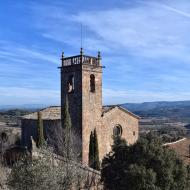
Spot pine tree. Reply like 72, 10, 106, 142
88, 131, 94, 167
93, 129, 100, 170
62, 95, 72, 159
37, 111, 45, 148
88, 129, 100, 170
62, 96, 72, 185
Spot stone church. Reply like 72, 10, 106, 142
21, 49, 139, 164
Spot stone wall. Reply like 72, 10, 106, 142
21, 119, 61, 150
82, 64, 103, 164
81, 106, 139, 164
60, 64, 82, 135
99, 107, 139, 161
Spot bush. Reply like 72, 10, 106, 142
101, 133, 190, 190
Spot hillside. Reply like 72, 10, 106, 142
122, 101, 190, 122
121, 101, 190, 140
0, 109, 35, 124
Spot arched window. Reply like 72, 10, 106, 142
68, 75, 74, 93
113, 125, 122, 137
90, 74, 95, 92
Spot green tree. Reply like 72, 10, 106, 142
36, 112, 45, 148
88, 131, 94, 168
62, 95, 72, 160
88, 129, 100, 170
101, 134, 190, 190
62, 95, 73, 187
93, 129, 100, 170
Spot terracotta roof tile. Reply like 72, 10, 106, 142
164, 138, 190, 165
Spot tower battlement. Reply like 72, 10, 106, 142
61, 48, 102, 67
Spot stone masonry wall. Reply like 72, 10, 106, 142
82, 64, 103, 164
61, 64, 82, 134
21, 119, 61, 150
99, 107, 139, 161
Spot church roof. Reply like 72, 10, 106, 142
102, 105, 140, 119
22, 105, 139, 120
21, 106, 61, 120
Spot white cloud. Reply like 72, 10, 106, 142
0, 42, 58, 65
161, 4, 190, 18
103, 88, 190, 104
30, 0, 190, 62
0, 87, 59, 105
68, 1, 190, 61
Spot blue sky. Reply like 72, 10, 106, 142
1, 0, 190, 106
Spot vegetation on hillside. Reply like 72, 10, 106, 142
101, 133, 190, 190
0, 109, 34, 124
7, 146, 86, 190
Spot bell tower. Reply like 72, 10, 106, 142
60, 48, 104, 164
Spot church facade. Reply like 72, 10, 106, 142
21, 49, 139, 164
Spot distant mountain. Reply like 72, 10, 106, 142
121, 101, 190, 121
122, 101, 190, 111
0, 104, 51, 111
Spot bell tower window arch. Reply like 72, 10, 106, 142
68, 75, 74, 93
90, 74, 95, 92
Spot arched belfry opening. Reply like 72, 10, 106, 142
68, 75, 74, 93
90, 74, 95, 92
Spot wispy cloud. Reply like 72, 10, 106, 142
31, 0, 190, 61
0, 87, 59, 105
20, 0, 190, 103
0, 42, 58, 65
73, 3, 190, 60
103, 88, 190, 104
162, 4, 190, 18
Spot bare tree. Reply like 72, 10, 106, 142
47, 122, 81, 159
7, 143, 88, 190
48, 125, 102, 190
47, 122, 84, 188
0, 162, 9, 190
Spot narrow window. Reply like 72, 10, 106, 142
113, 125, 122, 137
133, 131, 136, 136
90, 74, 95, 92
68, 75, 74, 93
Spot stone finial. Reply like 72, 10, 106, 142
61, 52, 64, 60
80, 48, 84, 56
98, 51, 101, 65
98, 51, 101, 59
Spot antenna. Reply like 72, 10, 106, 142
80, 23, 83, 49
